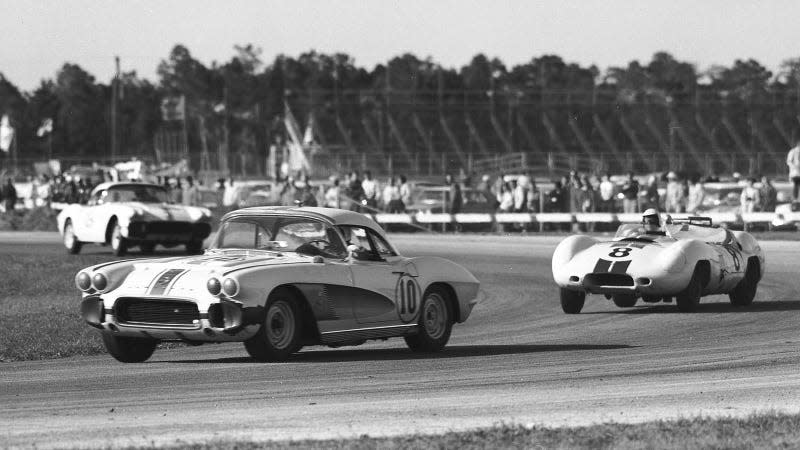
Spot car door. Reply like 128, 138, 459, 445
341, 226, 420, 325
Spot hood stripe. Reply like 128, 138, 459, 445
610, 260, 631, 274
149, 269, 186, 296
593, 259, 612, 273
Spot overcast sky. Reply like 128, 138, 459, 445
1, 0, 798, 91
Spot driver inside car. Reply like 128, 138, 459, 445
641, 208, 666, 235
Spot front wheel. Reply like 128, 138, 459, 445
101, 332, 157, 363
560, 288, 586, 314
676, 270, 703, 312
405, 286, 453, 352
110, 222, 128, 256
244, 293, 303, 362
612, 294, 637, 308
729, 259, 760, 307
63, 219, 82, 254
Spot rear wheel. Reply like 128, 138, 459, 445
676, 269, 703, 312
63, 219, 82, 254
110, 221, 127, 256
405, 286, 453, 352
612, 294, 638, 308
560, 288, 586, 314
101, 332, 157, 363
244, 292, 303, 362
729, 258, 760, 307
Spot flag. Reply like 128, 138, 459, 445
302, 113, 315, 146
283, 102, 310, 172
0, 115, 14, 153
36, 118, 53, 137
160, 96, 186, 121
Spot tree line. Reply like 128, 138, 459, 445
2, 44, 800, 167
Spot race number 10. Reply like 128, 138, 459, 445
396, 275, 420, 322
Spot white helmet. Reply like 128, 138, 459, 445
642, 208, 660, 230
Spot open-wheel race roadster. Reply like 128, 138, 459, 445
75, 206, 480, 362
552, 215, 765, 313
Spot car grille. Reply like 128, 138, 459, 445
584, 273, 634, 287
115, 297, 200, 328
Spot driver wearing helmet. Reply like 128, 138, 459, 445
641, 208, 665, 235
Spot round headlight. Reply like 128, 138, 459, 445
207, 277, 222, 296
92, 273, 108, 291
76, 272, 92, 291
222, 278, 239, 297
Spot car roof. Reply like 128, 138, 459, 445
223, 206, 388, 237
90, 181, 164, 196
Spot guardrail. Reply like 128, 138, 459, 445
369, 211, 798, 232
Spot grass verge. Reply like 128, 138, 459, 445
0, 252, 111, 361
132, 412, 800, 449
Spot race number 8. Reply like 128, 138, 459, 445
396, 275, 420, 323
609, 248, 633, 258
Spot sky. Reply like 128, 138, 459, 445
1, 0, 799, 92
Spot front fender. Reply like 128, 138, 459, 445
408, 256, 480, 323
552, 235, 599, 279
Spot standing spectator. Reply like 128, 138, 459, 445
759, 175, 777, 212
346, 171, 364, 211
664, 172, 686, 213
399, 175, 411, 211
643, 175, 660, 211
580, 175, 596, 231
383, 177, 403, 213
598, 173, 615, 213
222, 177, 238, 211
300, 180, 318, 207
445, 173, 462, 215
526, 178, 540, 213
498, 182, 514, 212
280, 176, 298, 206
361, 171, 378, 209
324, 178, 341, 208
182, 176, 198, 206
686, 177, 706, 214
621, 172, 639, 213
513, 175, 530, 212
545, 180, 566, 212
168, 177, 182, 204
215, 178, 226, 210
476, 174, 491, 193
568, 171, 583, 213
740, 178, 761, 214
788, 140, 800, 201
3, 178, 17, 212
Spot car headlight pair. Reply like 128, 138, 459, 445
75, 271, 109, 292
207, 277, 239, 297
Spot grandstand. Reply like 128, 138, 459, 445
280, 86, 796, 180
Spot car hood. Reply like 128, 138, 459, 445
565, 238, 672, 274
116, 251, 314, 296
126, 202, 209, 222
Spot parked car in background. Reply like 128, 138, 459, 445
57, 182, 213, 256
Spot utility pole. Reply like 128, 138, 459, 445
111, 56, 120, 161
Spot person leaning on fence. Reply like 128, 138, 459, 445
599, 173, 615, 213
399, 175, 411, 211
361, 171, 378, 209
621, 172, 639, 213
383, 176, 404, 213
324, 178, 341, 208
787, 140, 800, 201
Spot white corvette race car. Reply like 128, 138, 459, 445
552, 216, 765, 313
75, 206, 480, 362
57, 182, 213, 255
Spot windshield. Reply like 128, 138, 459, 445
212, 216, 346, 258
105, 185, 169, 203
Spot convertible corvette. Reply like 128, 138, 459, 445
57, 182, 213, 255
552, 216, 765, 313
75, 206, 480, 362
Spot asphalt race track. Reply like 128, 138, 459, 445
2, 232, 800, 448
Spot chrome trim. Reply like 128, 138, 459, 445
321, 323, 416, 335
